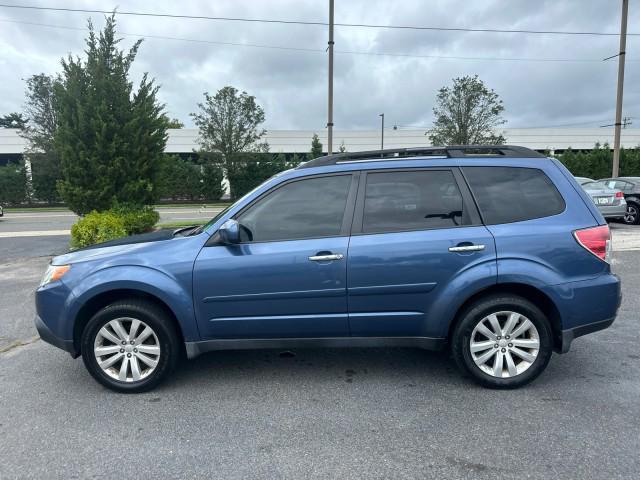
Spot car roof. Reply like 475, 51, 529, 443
298, 145, 545, 170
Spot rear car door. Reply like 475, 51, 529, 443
346, 168, 497, 337
193, 173, 358, 339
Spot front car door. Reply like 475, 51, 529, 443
347, 168, 497, 338
193, 173, 358, 339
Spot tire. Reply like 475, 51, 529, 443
451, 294, 553, 389
81, 300, 180, 393
623, 202, 640, 225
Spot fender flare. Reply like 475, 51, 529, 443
65, 265, 199, 342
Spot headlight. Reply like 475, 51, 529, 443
40, 264, 70, 287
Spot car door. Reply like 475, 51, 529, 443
346, 168, 496, 338
193, 173, 358, 339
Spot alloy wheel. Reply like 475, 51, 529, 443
624, 205, 638, 224
93, 317, 161, 382
469, 311, 540, 378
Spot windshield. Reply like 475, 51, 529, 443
188, 204, 234, 235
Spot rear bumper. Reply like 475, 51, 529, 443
598, 204, 627, 219
34, 314, 79, 357
558, 317, 615, 354
543, 273, 621, 353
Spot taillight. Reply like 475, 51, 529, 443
615, 191, 624, 198
573, 225, 611, 263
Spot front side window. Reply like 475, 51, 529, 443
237, 175, 352, 242
362, 170, 465, 233
463, 166, 565, 225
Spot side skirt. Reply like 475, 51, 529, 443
184, 336, 446, 359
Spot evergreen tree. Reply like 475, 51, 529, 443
54, 15, 167, 214
0, 112, 27, 129
310, 133, 323, 158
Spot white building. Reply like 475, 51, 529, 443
2, 127, 640, 166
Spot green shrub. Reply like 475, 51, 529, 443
112, 204, 160, 235
0, 162, 28, 205
70, 211, 127, 248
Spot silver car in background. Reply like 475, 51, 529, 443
575, 177, 627, 220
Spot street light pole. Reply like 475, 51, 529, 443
612, 0, 628, 177
327, 0, 335, 155
379, 113, 384, 150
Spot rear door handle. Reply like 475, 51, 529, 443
309, 253, 344, 261
448, 244, 485, 252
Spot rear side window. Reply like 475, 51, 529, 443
463, 167, 565, 224
362, 170, 465, 233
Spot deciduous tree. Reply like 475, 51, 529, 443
191, 86, 267, 199
428, 75, 506, 146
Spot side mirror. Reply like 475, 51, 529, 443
217, 219, 240, 244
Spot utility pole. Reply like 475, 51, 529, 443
612, 0, 628, 177
379, 113, 385, 150
327, 0, 335, 155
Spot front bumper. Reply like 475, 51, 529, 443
34, 314, 79, 357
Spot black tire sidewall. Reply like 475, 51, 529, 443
81, 301, 179, 393
452, 295, 553, 389
624, 202, 639, 225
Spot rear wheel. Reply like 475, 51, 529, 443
623, 202, 639, 225
452, 295, 553, 389
81, 300, 180, 393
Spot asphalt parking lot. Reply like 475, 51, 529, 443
1, 225, 639, 479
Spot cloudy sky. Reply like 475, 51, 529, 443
0, 0, 638, 131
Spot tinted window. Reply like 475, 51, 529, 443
237, 175, 351, 242
362, 170, 464, 233
463, 167, 565, 224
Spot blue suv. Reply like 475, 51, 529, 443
35, 145, 621, 392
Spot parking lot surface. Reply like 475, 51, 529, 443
1, 232, 639, 479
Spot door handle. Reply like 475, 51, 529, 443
448, 244, 485, 252
308, 253, 344, 261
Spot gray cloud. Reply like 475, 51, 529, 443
0, 0, 638, 132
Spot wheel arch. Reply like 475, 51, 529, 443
447, 283, 563, 352
72, 289, 186, 356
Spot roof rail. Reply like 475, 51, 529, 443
297, 145, 545, 169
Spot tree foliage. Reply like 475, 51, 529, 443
164, 117, 184, 129
191, 86, 267, 199
557, 144, 640, 178
0, 162, 28, 205
428, 75, 506, 146
54, 15, 167, 214
310, 133, 323, 158
156, 155, 202, 200
21, 74, 62, 203
0, 112, 27, 129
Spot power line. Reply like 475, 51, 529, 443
1, 18, 636, 64
0, 3, 639, 37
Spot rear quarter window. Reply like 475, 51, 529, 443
463, 166, 565, 225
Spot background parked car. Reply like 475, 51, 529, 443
0, 204, 3, 217
598, 177, 640, 225
577, 178, 627, 221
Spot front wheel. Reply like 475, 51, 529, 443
81, 300, 180, 393
452, 295, 553, 389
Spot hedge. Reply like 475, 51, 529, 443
556, 144, 640, 178
70, 205, 160, 248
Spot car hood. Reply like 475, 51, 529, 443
52, 229, 184, 265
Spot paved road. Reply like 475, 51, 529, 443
0, 206, 222, 235
0, 235, 639, 479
